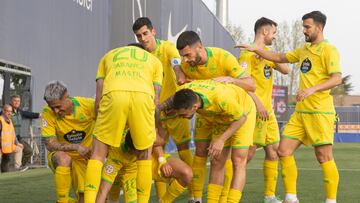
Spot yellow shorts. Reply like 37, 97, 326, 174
93, 91, 156, 149
253, 112, 280, 147
161, 115, 191, 145
195, 105, 255, 149
101, 147, 137, 203
282, 112, 335, 146
47, 151, 88, 194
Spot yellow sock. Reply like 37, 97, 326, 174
219, 159, 233, 203
280, 156, 297, 194
136, 160, 152, 203
155, 181, 167, 199
161, 179, 186, 203
264, 159, 279, 197
54, 166, 71, 203
206, 184, 223, 203
321, 160, 339, 199
178, 149, 194, 196
84, 159, 103, 203
226, 188, 242, 203
108, 174, 121, 201
192, 156, 207, 199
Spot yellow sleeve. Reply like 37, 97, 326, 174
40, 107, 56, 138
217, 93, 244, 121
81, 98, 96, 120
324, 45, 341, 74
285, 48, 301, 63
166, 42, 181, 68
238, 50, 253, 75
96, 55, 106, 81
223, 51, 246, 78
153, 57, 163, 86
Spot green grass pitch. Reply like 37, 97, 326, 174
1, 143, 359, 202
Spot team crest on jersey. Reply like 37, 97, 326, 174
263, 65, 272, 79
300, 58, 312, 73
64, 130, 86, 144
105, 164, 114, 174
41, 118, 48, 128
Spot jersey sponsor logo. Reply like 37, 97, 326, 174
300, 58, 312, 73
171, 58, 181, 67
41, 118, 48, 128
105, 164, 114, 174
64, 130, 86, 144
263, 65, 272, 79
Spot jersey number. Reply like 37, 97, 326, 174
113, 48, 148, 63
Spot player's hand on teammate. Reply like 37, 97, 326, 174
177, 77, 194, 85
234, 44, 257, 52
213, 76, 235, 84
77, 145, 92, 159
208, 138, 225, 159
256, 102, 269, 120
160, 162, 173, 178
296, 87, 316, 102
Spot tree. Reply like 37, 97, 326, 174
331, 75, 354, 95
225, 23, 247, 44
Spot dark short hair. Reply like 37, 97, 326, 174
176, 31, 202, 50
132, 17, 153, 32
254, 17, 278, 34
302, 11, 327, 28
173, 89, 198, 110
127, 43, 145, 50
11, 95, 21, 100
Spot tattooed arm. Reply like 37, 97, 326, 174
45, 136, 91, 158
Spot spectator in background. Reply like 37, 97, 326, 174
10, 95, 40, 167
0, 104, 24, 172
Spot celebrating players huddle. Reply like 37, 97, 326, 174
41, 10, 341, 203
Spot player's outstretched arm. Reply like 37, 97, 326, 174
274, 63, 291, 75
235, 44, 288, 63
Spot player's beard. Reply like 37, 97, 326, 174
304, 33, 316, 43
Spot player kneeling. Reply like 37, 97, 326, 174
96, 130, 193, 203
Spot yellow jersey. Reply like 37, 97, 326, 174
152, 39, 181, 102
286, 40, 341, 114
96, 46, 163, 97
238, 48, 276, 112
41, 97, 95, 158
181, 47, 246, 79
180, 80, 253, 124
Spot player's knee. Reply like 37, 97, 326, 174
231, 157, 247, 171
181, 166, 193, 185
55, 151, 72, 166
315, 150, 333, 163
265, 150, 279, 161
277, 146, 292, 157
210, 158, 225, 170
